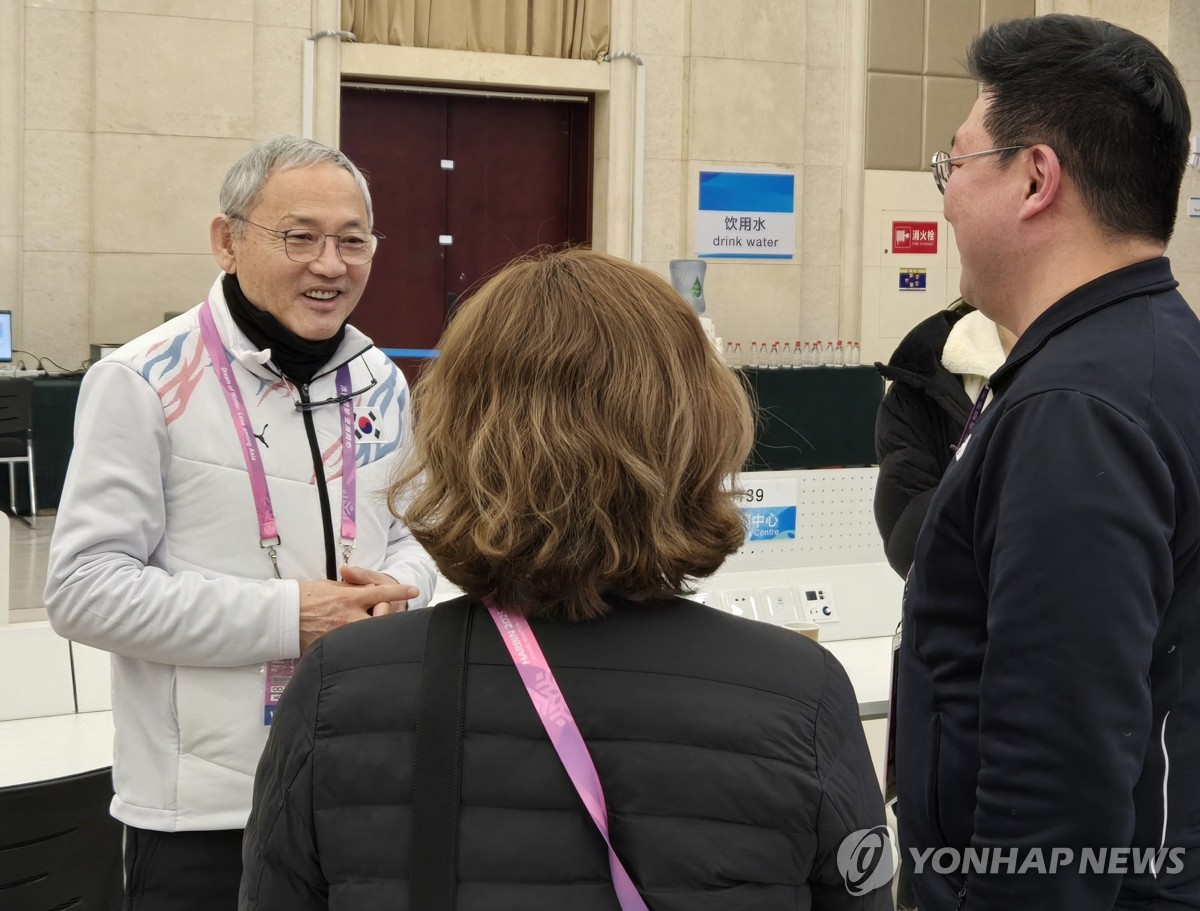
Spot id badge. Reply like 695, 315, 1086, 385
263, 658, 298, 725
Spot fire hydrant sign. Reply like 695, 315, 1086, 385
737, 477, 798, 541
696, 170, 795, 260
891, 220, 938, 253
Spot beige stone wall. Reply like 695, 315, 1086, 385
631, 0, 853, 350
341, 0, 859, 352
1166, 0, 1200, 314
8, 0, 313, 370
1, 3, 25, 362
9, 0, 861, 364
858, 0, 1034, 363
860, 0, 1200, 364
4, 0, 1197, 370
1035, 0, 1200, 322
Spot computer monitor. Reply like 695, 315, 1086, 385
0, 311, 12, 363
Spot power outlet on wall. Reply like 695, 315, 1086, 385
721, 589, 758, 620
757, 586, 800, 623
800, 584, 839, 623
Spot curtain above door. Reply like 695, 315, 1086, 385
342, 0, 610, 60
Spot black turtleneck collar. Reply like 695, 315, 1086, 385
222, 272, 347, 385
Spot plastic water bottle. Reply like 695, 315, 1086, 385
725, 341, 735, 365
793, 341, 805, 368
767, 342, 781, 369
781, 341, 791, 367
822, 341, 834, 366
849, 341, 861, 366
733, 342, 744, 366
834, 340, 845, 367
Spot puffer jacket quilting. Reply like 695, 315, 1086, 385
242, 596, 890, 911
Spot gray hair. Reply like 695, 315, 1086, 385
219, 135, 374, 227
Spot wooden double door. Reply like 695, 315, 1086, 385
340, 84, 592, 379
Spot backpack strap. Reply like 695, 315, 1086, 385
410, 602, 474, 909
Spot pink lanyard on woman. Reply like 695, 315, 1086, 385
198, 300, 357, 577
484, 594, 650, 911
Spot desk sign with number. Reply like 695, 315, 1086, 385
737, 477, 798, 541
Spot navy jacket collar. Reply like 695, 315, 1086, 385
991, 257, 1178, 392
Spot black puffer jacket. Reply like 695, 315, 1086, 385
873, 308, 973, 577
241, 596, 890, 910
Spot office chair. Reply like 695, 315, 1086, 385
0, 766, 123, 911
0, 377, 36, 528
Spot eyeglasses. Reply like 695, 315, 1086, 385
930, 146, 1028, 194
292, 358, 378, 411
229, 215, 383, 265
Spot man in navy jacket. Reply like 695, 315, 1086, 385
896, 15, 1198, 910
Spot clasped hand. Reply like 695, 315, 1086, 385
298, 566, 418, 653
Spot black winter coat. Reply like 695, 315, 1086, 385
873, 308, 974, 577
898, 259, 1200, 910
241, 595, 890, 910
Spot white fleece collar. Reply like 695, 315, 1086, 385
941, 308, 1007, 381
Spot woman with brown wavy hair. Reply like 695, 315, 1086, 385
241, 249, 889, 911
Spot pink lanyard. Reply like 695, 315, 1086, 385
484, 595, 650, 911
956, 382, 991, 449
198, 300, 357, 577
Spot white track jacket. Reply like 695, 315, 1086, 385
45, 275, 436, 831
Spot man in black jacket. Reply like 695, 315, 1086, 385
896, 15, 1198, 910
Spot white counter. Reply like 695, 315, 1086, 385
0, 635, 895, 790
823, 635, 894, 719
0, 710, 114, 788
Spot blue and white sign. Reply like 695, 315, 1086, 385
697, 170, 795, 260
737, 477, 798, 541
743, 505, 798, 541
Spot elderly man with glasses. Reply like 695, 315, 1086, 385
45, 136, 436, 910
896, 15, 1198, 911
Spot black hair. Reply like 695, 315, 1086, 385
967, 14, 1190, 243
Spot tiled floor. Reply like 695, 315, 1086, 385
7, 514, 53, 623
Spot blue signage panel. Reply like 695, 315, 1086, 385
696, 170, 796, 260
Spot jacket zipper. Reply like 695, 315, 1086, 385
298, 382, 338, 581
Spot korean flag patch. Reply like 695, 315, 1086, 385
354, 409, 382, 441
